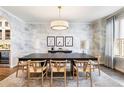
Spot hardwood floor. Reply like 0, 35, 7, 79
0, 65, 124, 86
100, 65, 124, 86
0, 67, 16, 81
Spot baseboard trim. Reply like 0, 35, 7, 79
100, 64, 124, 74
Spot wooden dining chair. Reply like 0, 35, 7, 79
16, 61, 28, 77
91, 55, 101, 76
27, 60, 48, 86
73, 60, 93, 87
50, 60, 67, 87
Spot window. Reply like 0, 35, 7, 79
0, 30, 2, 39
0, 18, 11, 40
5, 30, 10, 40
5, 21, 9, 27
115, 18, 124, 57
0, 22, 2, 27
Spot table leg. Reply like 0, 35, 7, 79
70, 60, 74, 76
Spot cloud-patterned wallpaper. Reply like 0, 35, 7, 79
0, 8, 93, 67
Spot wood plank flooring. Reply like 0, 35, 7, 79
100, 65, 124, 86
0, 67, 16, 81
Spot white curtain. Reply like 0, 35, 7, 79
104, 17, 115, 68
104, 9, 124, 68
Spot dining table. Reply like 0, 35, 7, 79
19, 53, 97, 74
19, 53, 97, 61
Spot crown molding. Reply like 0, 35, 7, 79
0, 7, 25, 23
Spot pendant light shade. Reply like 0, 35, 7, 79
50, 20, 69, 30
50, 6, 69, 30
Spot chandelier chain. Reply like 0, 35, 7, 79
58, 6, 61, 19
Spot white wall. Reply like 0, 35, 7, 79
91, 19, 106, 64
0, 8, 93, 68
25, 23, 92, 54
0, 8, 29, 68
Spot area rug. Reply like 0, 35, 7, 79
0, 70, 123, 87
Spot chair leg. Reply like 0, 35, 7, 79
22, 66, 25, 72
98, 65, 100, 76
76, 71, 79, 87
73, 68, 74, 79
64, 70, 66, 87
86, 72, 88, 79
73, 69, 77, 80
16, 68, 19, 77
16, 62, 19, 77
42, 72, 43, 86
27, 65, 29, 79
46, 68, 48, 78
50, 70, 53, 87
27, 72, 30, 87
27, 68, 30, 80
89, 72, 92, 87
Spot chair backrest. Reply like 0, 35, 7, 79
74, 60, 92, 72
28, 60, 47, 71
50, 60, 67, 72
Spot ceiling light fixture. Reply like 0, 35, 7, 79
50, 6, 69, 30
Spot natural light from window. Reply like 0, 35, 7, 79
115, 18, 124, 57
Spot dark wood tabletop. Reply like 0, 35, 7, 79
19, 53, 97, 61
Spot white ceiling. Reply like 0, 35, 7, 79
1, 6, 123, 23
